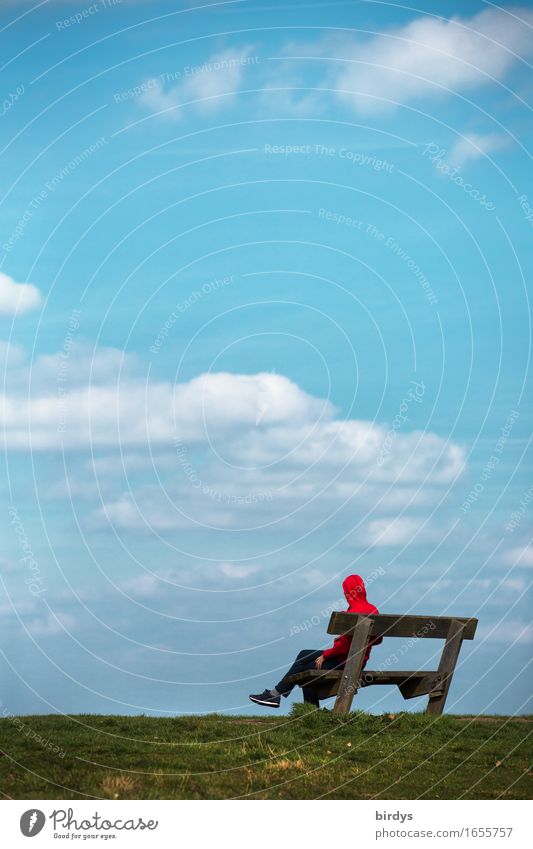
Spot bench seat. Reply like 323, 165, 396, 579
285, 669, 445, 700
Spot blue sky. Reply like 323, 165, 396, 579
1, 0, 531, 718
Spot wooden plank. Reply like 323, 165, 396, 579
328, 612, 478, 640
285, 670, 342, 684
314, 681, 341, 700
285, 669, 439, 685
398, 674, 443, 700
426, 619, 466, 715
284, 670, 342, 702
285, 668, 443, 702
332, 616, 373, 715
359, 670, 438, 689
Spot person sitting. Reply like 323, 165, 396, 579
249, 574, 382, 708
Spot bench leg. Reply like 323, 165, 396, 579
426, 619, 465, 716
333, 617, 373, 715
302, 686, 320, 707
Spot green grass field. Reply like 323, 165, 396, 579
1, 707, 531, 800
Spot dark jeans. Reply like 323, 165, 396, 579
275, 649, 345, 706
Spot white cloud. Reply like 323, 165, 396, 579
0, 340, 26, 367
135, 9, 532, 122
120, 573, 164, 598
1, 348, 332, 450
90, 488, 237, 531
448, 132, 510, 167
29, 611, 77, 637
0, 341, 464, 481
3, 340, 465, 539
276, 7, 533, 114
119, 561, 260, 598
505, 545, 533, 567
219, 563, 259, 579
0, 272, 42, 316
140, 47, 256, 119
363, 516, 428, 547
478, 619, 533, 645
0, 558, 18, 574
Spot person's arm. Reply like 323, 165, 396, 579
322, 634, 351, 659
323, 632, 382, 661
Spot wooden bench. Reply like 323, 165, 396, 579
285, 613, 478, 715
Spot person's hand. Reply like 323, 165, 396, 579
315, 655, 324, 669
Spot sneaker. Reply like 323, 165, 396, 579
249, 689, 281, 708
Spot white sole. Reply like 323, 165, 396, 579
249, 696, 280, 707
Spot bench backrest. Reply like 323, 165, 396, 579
327, 612, 478, 641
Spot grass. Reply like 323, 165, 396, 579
1, 707, 531, 800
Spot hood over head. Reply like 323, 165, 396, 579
343, 574, 369, 609
322, 573, 381, 663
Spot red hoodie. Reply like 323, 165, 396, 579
322, 574, 382, 665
